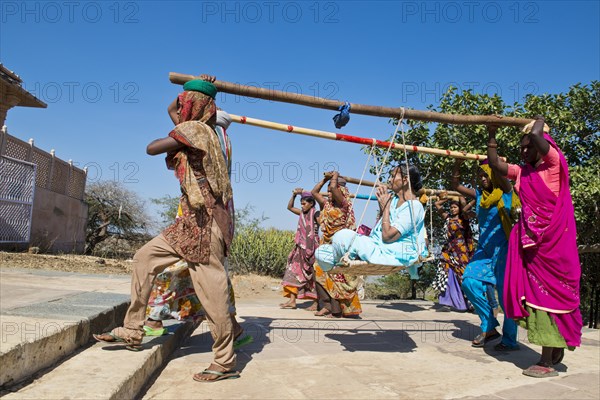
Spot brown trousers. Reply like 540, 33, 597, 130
123, 221, 236, 369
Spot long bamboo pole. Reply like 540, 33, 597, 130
342, 176, 379, 187
418, 188, 462, 197
230, 114, 490, 161
170, 72, 533, 127
341, 175, 462, 197
321, 192, 460, 201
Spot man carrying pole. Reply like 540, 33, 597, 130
94, 76, 240, 383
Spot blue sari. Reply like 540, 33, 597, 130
462, 189, 512, 284
462, 189, 518, 347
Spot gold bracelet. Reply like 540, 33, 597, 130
487, 143, 498, 148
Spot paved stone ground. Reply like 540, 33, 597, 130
1, 267, 598, 399
141, 298, 600, 399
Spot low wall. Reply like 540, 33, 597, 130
29, 184, 88, 253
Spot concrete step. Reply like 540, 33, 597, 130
1, 319, 199, 399
0, 291, 130, 389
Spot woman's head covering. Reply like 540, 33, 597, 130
478, 162, 521, 239
216, 110, 232, 129
167, 83, 230, 210
177, 91, 216, 123
479, 163, 505, 190
301, 191, 314, 200
183, 79, 217, 99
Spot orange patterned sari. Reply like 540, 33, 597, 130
315, 187, 362, 316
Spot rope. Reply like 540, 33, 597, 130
424, 195, 435, 263
398, 113, 424, 261
351, 143, 377, 227
429, 196, 434, 254
354, 109, 406, 229
341, 108, 406, 260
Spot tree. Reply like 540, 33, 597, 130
85, 181, 153, 255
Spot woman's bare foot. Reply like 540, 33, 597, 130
314, 308, 331, 317
279, 301, 297, 309
306, 301, 318, 312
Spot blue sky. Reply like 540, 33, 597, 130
2, 0, 599, 231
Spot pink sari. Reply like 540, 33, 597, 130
504, 134, 582, 347
281, 207, 319, 299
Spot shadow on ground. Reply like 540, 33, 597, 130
376, 302, 430, 313
326, 328, 417, 352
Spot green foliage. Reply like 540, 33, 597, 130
228, 227, 294, 277
413, 262, 438, 300
150, 194, 179, 228
365, 272, 412, 300
570, 166, 600, 243
228, 204, 294, 277
234, 203, 269, 231
365, 262, 438, 300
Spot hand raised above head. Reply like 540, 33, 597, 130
323, 171, 334, 180
198, 74, 216, 83
293, 188, 303, 195
531, 116, 546, 134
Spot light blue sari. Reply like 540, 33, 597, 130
315, 197, 428, 279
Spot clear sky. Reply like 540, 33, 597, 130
2, 0, 599, 231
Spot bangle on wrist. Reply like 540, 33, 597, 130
487, 143, 498, 148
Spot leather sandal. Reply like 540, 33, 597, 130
93, 327, 143, 351
522, 364, 558, 378
471, 330, 500, 347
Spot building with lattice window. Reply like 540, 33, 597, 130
1, 65, 88, 253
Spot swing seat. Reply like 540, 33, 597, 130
330, 254, 435, 276
330, 255, 407, 276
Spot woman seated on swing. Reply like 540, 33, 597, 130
315, 163, 429, 279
